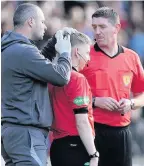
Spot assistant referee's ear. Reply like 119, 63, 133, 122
75, 47, 80, 59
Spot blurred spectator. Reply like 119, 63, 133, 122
130, 109, 144, 156
2, 1, 144, 51
128, 23, 144, 66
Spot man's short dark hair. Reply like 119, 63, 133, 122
92, 7, 120, 25
13, 3, 40, 28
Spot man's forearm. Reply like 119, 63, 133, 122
41, 37, 56, 61
132, 92, 144, 109
75, 114, 96, 155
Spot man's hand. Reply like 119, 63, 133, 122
90, 157, 98, 166
94, 97, 120, 111
55, 30, 71, 55
62, 27, 77, 35
118, 98, 131, 115
42, 27, 76, 60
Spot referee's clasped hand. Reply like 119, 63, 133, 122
118, 98, 131, 115
55, 30, 71, 55
94, 97, 120, 111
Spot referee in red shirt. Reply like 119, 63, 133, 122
50, 32, 99, 166
80, 7, 144, 166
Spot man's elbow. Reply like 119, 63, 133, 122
56, 80, 69, 87
61, 79, 69, 86
53, 77, 70, 87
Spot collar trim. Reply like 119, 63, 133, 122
72, 67, 78, 72
94, 43, 124, 58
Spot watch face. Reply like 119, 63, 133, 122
130, 99, 135, 109
96, 151, 99, 157
90, 151, 99, 159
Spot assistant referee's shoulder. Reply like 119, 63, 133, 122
69, 71, 89, 87
71, 70, 86, 81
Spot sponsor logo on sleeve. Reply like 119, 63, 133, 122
73, 96, 90, 106
84, 162, 90, 166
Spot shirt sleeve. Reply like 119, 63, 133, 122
21, 45, 72, 86
41, 36, 56, 61
131, 54, 144, 93
65, 74, 91, 110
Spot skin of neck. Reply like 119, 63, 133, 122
99, 36, 118, 57
14, 24, 32, 40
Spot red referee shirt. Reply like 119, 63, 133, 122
80, 44, 144, 127
51, 69, 94, 139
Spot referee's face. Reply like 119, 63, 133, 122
92, 17, 118, 48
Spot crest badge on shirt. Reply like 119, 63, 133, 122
123, 75, 131, 86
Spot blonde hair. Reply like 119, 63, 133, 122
69, 32, 92, 47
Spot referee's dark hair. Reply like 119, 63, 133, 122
13, 3, 40, 28
92, 7, 120, 25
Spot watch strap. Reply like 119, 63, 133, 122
130, 99, 135, 110
89, 151, 99, 159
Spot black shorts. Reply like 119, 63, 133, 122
94, 122, 132, 166
50, 136, 90, 166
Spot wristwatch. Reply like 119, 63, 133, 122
130, 99, 135, 110
89, 151, 99, 159
92, 97, 96, 108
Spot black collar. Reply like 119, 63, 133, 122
72, 67, 78, 72
94, 43, 124, 58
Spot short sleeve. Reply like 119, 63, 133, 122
65, 74, 91, 109
131, 55, 144, 93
